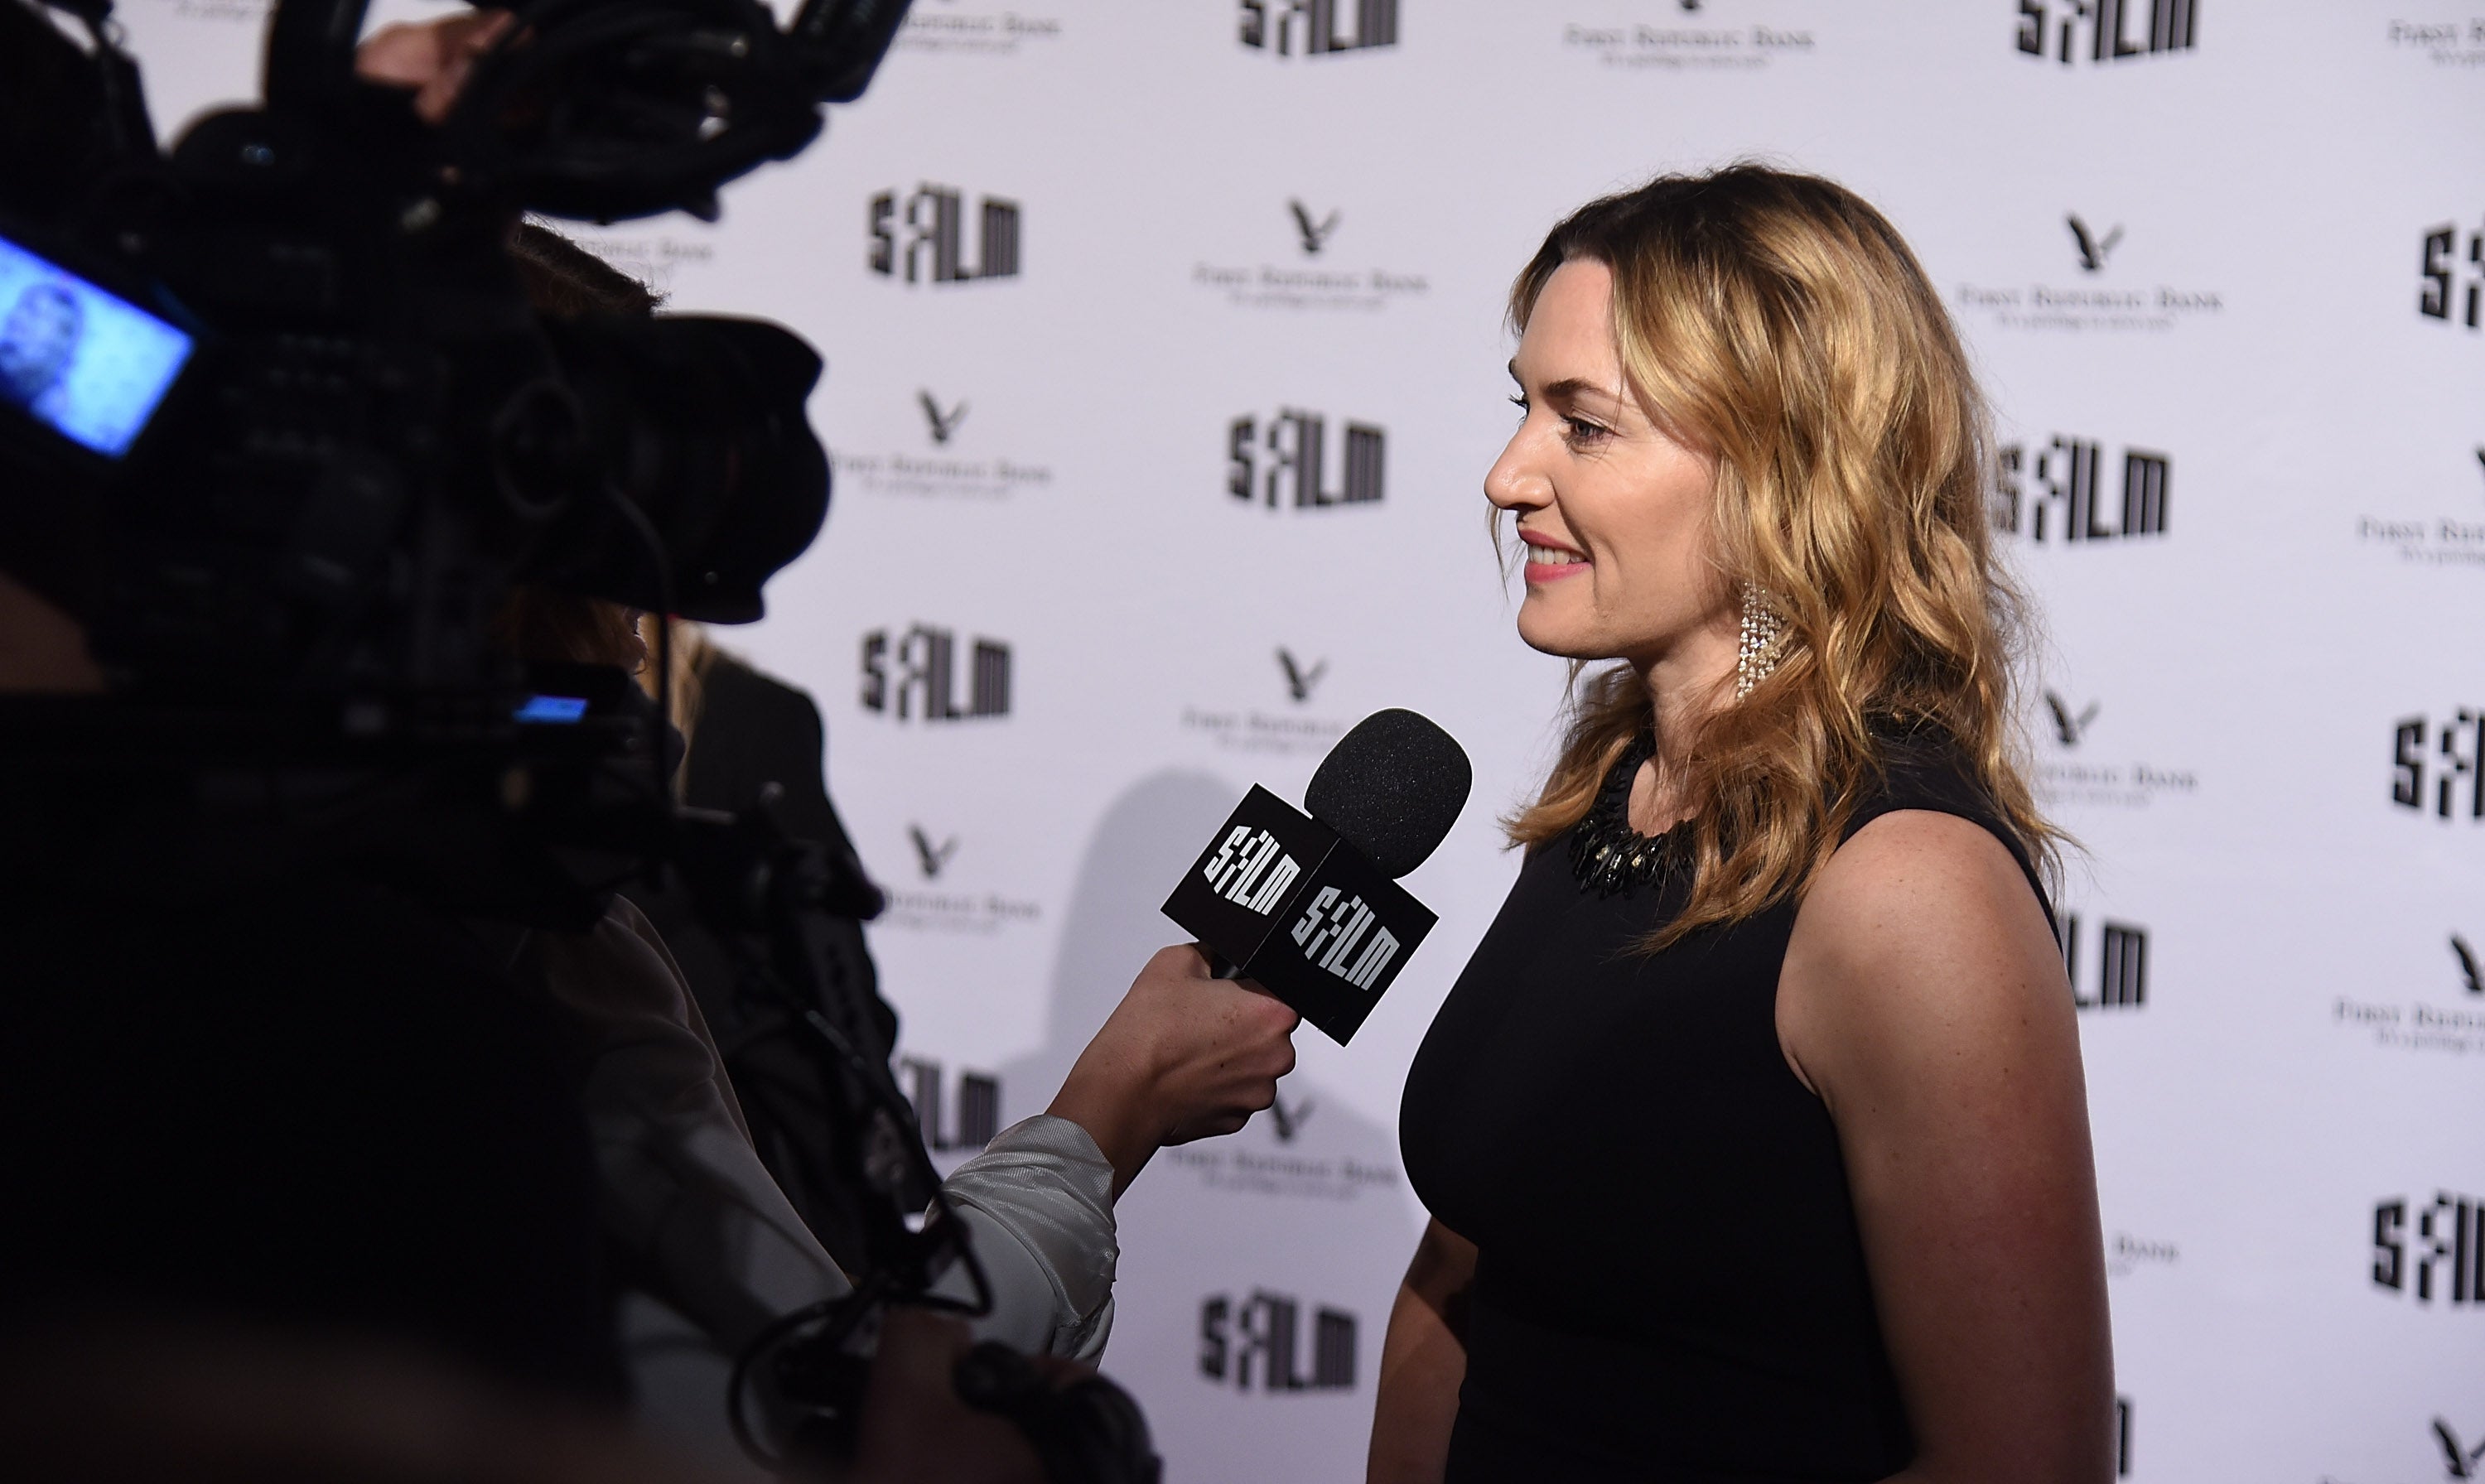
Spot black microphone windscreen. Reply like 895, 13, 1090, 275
1305, 709, 1472, 879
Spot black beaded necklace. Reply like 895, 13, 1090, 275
1567, 731, 1685, 897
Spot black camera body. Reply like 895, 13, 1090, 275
0, 0, 1160, 1471
1, 0, 913, 696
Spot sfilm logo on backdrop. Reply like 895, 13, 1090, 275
1193, 201, 1431, 313
2391, 709, 2483, 822
2015, 0, 2197, 65
870, 185, 1021, 285
2331, 932, 2485, 1058
829, 390, 1056, 501
1230, 409, 1386, 511
2031, 690, 2198, 812
1199, 1292, 1357, 1392
1180, 648, 1353, 758
2373, 1192, 2485, 1306
879, 825, 1043, 936
1993, 436, 2170, 543
1956, 215, 2223, 335
2057, 913, 2148, 1011
900, 1057, 1001, 1153
2419, 216, 2484, 330
1238, 0, 1397, 56
1558, 8, 1819, 73
861, 625, 1012, 722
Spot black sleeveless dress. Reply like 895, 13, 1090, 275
1398, 734, 2048, 1482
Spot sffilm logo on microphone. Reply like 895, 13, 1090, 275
1163, 783, 1437, 1043
1291, 887, 1399, 991
1203, 826, 1302, 915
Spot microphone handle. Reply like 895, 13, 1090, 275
1204, 949, 1244, 981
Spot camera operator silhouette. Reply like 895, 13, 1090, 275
0, 280, 80, 424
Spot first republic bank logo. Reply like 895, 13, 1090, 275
1957, 216, 2222, 334
1194, 201, 1431, 312
1238, 0, 1397, 55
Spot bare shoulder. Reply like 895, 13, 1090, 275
1773, 814, 2111, 1479
1776, 808, 2068, 1106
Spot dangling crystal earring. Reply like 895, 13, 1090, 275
1735, 585, 1787, 701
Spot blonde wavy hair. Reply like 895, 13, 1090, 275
1503, 166, 2059, 947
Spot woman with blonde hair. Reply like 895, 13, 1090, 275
1375, 167, 2112, 1482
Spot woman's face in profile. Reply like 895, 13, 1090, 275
1486, 258, 1725, 668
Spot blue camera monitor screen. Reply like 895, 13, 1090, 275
0, 234, 192, 460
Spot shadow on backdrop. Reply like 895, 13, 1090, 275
1006, 770, 1426, 1481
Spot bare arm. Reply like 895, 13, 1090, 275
1368, 1218, 1475, 1484
1778, 812, 2114, 1484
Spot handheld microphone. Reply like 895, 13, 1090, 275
1162, 709, 1471, 1044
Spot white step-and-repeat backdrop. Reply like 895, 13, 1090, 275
123, 3, 2482, 1480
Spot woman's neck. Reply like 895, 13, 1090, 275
1628, 634, 1735, 831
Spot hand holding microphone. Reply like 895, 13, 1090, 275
1046, 946, 1302, 1199
1045, 710, 1471, 1197
1166, 709, 1472, 1044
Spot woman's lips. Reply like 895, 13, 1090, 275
1521, 536, 1589, 583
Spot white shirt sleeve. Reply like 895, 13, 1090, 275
932, 1115, 1119, 1361
525, 900, 1119, 1361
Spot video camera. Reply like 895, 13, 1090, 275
0, 0, 912, 690
0, 3, 1157, 1477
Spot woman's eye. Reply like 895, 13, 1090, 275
1563, 417, 1611, 445
1508, 395, 1529, 418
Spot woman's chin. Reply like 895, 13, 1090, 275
1514, 612, 1604, 663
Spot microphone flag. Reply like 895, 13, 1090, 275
1162, 783, 1437, 1044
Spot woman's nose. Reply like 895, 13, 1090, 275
1485, 427, 1551, 513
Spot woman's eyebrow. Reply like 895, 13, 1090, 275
1539, 376, 1622, 405
1508, 361, 1622, 406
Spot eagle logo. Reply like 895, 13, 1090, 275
1288, 200, 1341, 257
910, 826, 961, 880
918, 391, 968, 446
2043, 691, 2101, 748
2455, 935, 2483, 997
2435, 1418, 2485, 1479
2068, 214, 2124, 273
1277, 648, 1329, 703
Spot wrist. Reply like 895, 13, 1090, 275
1045, 1059, 1161, 1202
